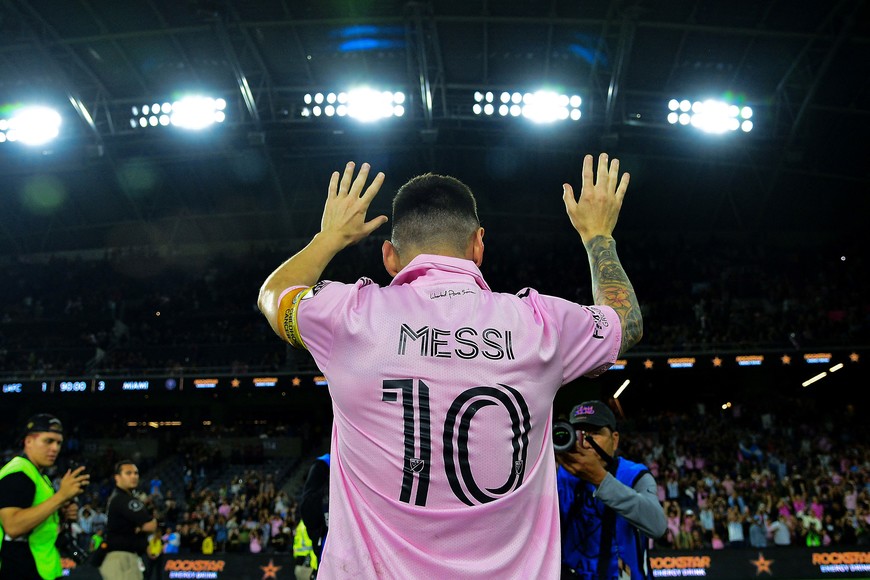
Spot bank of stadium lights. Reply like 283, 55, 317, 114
0, 106, 62, 146
301, 89, 405, 122
667, 99, 753, 133
473, 90, 582, 123
129, 96, 227, 131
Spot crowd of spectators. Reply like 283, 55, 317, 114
1, 232, 867, 378
615, 398, 870, 552
3, 394, 864, 558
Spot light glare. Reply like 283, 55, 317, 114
170, 96, 225, 130
8, 106, 62, 145
346, 87, 396, 122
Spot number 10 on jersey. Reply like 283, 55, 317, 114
382, 379, 532, 507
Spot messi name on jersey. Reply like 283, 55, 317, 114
397, 324, 516, 360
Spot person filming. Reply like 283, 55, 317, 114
557, 401, 666, 579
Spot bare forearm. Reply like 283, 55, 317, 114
584, 235, 642, 354
0, 495, 64, 538
257, 233, 344, 327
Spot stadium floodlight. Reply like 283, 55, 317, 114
171, 96, 226, 130
667, 98, 754, 133
346, 88, 403, 122
130, 95, 227, 130
475, 89, 582, 122
0, 106, 62, 146
300, 88, 405, 122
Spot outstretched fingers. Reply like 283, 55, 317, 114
596, 153, 609, 188
615, 172, 630, 203
327, 171, 340, 198
581, 154, 595, 193
338, 161, 356, 195
349, 163, 372, 196
361, 171, 386, 202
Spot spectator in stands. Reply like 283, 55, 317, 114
144, 531, 163, 580
162, 526, 180, 554
749, 515, 767, 548
768, 510, 794, 547
201, 528, 214, 555
249, 528, 262, 554
214, 516, 228, 552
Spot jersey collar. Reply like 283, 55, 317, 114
390, 254, 492, 292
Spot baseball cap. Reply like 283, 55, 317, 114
569, 400, 617, 431
24, 414, 63, 436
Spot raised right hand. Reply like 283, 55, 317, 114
320, 161, 389, 249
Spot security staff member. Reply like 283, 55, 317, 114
294, 519, 318, 580
0, 414, 89, 580
100, 461, 156, 580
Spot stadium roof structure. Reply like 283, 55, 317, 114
0, 0, 868, 256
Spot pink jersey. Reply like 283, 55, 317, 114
279, 255, 621, 579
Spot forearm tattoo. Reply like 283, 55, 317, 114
585, 236, 643, 353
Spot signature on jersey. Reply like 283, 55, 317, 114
429, 289, 476, 300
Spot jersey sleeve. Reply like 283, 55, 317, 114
275, 278, 374, 366
0, 472, 36, 510
518, 289, 622, 383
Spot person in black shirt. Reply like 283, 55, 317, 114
299, 453, 330, 567
99, 461, 156, 580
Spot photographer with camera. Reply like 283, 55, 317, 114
99, 461, 157, 580
556, 401, 666, 579
0, 414, 89, 580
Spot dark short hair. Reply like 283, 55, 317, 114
391, 173, 480, 255
114, 460, 137, 474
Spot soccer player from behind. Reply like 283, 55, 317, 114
258, 153, 642, 578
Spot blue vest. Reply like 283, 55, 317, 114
558, 458, 652, 579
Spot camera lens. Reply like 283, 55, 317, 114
552, 421, 576, 453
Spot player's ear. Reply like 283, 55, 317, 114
382, 240, 402, 277
467, 227, 484, 267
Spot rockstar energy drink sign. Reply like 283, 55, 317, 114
162, 556, 292, 580
812, 551, 870, 574
164, 559, 226, 579
649, 548, 870, 579
650, 555, 711, 577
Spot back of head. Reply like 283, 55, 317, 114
391, 173, 480, 256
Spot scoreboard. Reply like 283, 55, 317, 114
0, 348, 862, 397
1, 374, 329, 396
